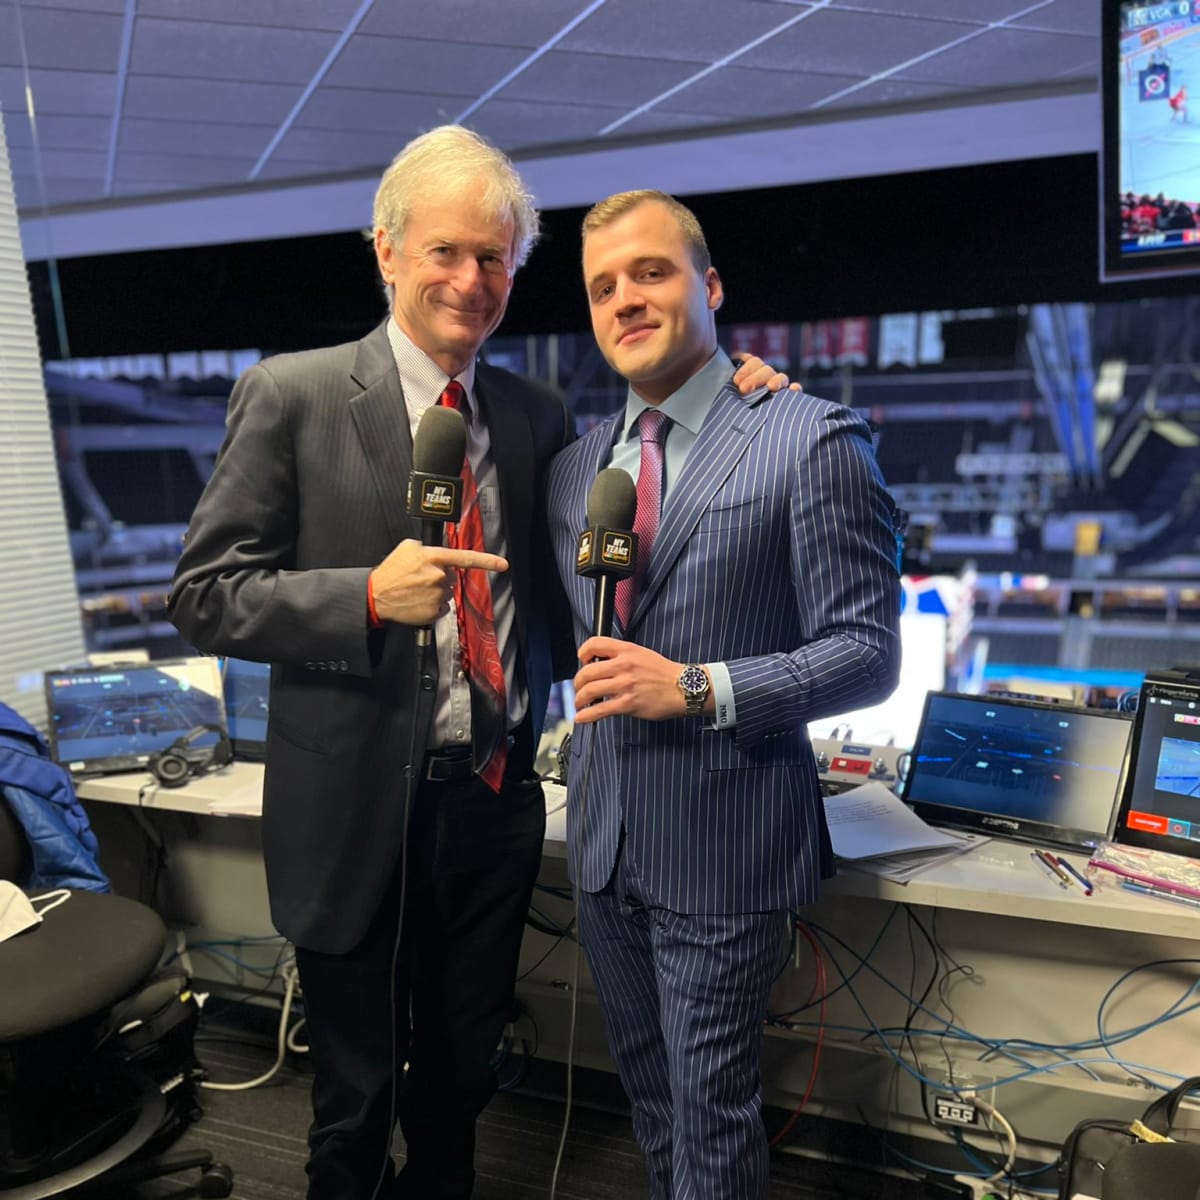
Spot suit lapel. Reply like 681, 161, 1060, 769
348, 323, 417, 547
629, 384, 769, 629
476, 367, 534, 631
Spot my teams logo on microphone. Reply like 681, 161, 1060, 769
576, 530, 593, 569
600, 531, 632, 567
418, 479, 459, 517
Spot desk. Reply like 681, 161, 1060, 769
79, 766, 1200, 1163
76, 763, 569, 978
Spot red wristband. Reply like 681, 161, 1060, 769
367, 572, 382, 629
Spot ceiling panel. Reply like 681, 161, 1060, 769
753, 8, 985, 75
608, 108, 734, 137
128, 16, 336, 85
0, 4, 123, 70
121, 76, 302, 125
3, 0, 1102, 258
322, 34, 530, 96
1005, 0, 1099, 36
2, 112, 111, 151
895, 27, 1095, 88
136, 0, 365, 32
9, 0, 125, 12
296, 87, 470, 134
819, 75, 986, 111
467, 98, 627, 150
9, 145, 107, 180
118, 117, 275, 158
643, 64, 862, 118
558, 0, 814, 62
273, 126, 418, 169
499, 50, 707, 107
13, 175, 112, 208
0, 66, 117, 116
114, 149, 260, 185
360, 0, 590, 49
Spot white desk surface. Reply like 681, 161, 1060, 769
76, 762, 572, 847
77, 765, 1199, 940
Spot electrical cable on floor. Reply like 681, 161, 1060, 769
201, 959, 301, 1092
769, 919, 827, 1147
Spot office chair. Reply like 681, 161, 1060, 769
0, 793, 233, 1198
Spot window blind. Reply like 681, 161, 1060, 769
0, 110, 85, 728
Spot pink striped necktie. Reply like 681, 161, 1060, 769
616, 408, 671, 631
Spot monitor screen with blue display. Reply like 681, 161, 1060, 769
44, 657, 225, 775
221, 657, 271, 760
902, 691, 1133, 850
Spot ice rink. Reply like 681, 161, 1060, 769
1120, 26, 1200, 204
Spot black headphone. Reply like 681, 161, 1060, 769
148, 724, 233, 788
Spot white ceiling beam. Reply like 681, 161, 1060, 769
18, 83, 1097, 263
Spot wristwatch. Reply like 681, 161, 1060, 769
677, 664, 711, 718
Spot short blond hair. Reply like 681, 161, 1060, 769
373, 125, 539, 269
582, 190, 711, 273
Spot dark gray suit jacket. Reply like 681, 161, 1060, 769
169, 321, 574, 953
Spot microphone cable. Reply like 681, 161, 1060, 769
550, 466, 638, 1197
369, 403, 466, 1200
548, 716, 598, 1200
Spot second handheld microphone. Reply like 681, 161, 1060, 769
576, 468, 638, 639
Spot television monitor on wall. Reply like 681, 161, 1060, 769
1101, 0, 1200, 281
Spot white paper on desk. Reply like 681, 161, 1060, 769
843, 831, 988, 884
206, 781, 264, 816
823, 781, 963, 860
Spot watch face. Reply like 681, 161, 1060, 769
679, 665, 708, 696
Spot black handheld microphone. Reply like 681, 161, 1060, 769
407, 405, 466, 647
407, 405, 466, 547
576, 468, 638, 639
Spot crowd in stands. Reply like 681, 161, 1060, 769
1120, 191, 1199, 236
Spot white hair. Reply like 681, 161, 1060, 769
372, 125, 540, 269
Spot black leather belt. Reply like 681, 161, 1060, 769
424, 746, 475, 782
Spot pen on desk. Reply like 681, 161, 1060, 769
1037, 849, 1074, 888
1054, 854, 1093, 896
1030, 851, 1068, 889
1120, 880, 1200, 910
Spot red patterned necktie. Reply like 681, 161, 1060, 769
438, 381, 507, 792
616, 408, 672, 631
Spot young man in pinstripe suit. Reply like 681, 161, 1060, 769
547, 191, 901, 1198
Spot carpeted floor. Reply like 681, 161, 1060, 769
120, 1016, 926, 1199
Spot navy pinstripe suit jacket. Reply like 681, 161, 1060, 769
547, 381, 901, 914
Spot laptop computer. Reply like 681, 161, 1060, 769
44, 657, 226, 777
901, 691, 1133, 852
221, 657, 271, 762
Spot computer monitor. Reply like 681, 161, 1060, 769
1114, 667, 1200, 856
902, 691, 1133, 851
221, 657, 271, 761
1101, 0, 1200, 281
44, 657, 225, 776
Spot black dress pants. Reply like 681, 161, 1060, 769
293, 772, 546, 1200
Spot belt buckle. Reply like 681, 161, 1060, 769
425, 748, 472, 782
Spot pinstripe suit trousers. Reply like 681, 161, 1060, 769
579, 846, 787, 1199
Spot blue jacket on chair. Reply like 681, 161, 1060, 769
0, 702, 110, 892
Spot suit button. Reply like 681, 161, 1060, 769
420, 673, 434, 692
305, 661, 314, 670
340, 660, 349, 671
